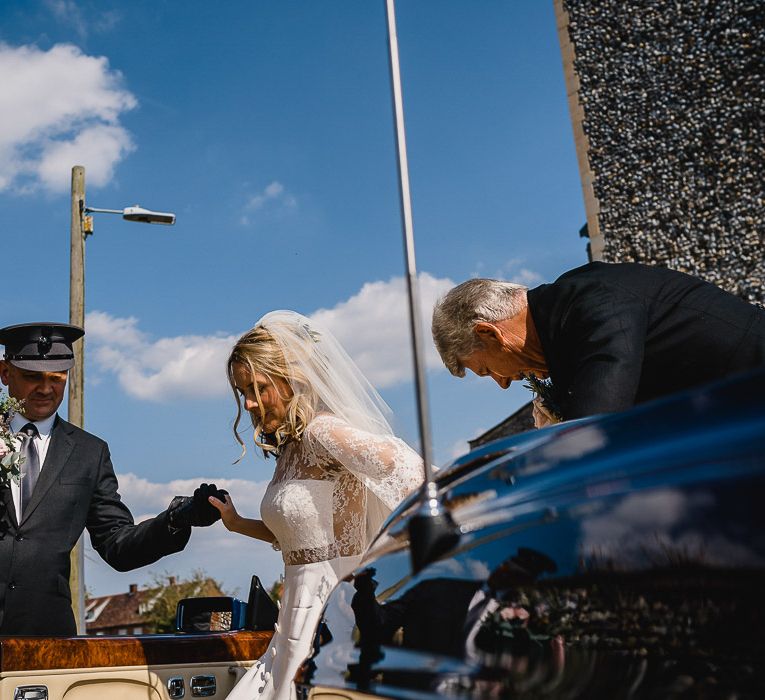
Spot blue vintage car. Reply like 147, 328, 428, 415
296, 368, 765, 699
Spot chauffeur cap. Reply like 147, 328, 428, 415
0, 322, 84, 372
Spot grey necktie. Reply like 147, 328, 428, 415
20, 423, 40, 516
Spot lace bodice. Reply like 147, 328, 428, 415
260, 414, 423, 565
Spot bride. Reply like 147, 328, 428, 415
210, 311, 424, 700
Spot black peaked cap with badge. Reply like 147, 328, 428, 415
0, 322, 84, 372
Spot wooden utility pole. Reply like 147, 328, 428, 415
68, 165, 86, 633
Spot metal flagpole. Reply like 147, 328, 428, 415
384, 0, 459, 573
384, 0, 435, 478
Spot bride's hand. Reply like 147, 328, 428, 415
209, 492, 240, 531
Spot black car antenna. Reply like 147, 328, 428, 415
384, 0, 460, 574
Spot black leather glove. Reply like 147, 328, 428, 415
167, 483, 228, 529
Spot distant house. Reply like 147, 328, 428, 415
85, 576, 225, 636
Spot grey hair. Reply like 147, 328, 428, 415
431, 278, 529, 376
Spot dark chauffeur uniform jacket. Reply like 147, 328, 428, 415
527, 262, 765, 420
0, 416, 191, 636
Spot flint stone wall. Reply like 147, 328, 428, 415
558, 0, 764, 304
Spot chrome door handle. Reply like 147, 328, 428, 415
190, 675, 216, 697
14, 688, 48, 700
167, 676, 186, 698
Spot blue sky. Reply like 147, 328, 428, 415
0, 0, 586, 597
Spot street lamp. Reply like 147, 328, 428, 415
68, 164, 176, 633
84, 205, 176, 225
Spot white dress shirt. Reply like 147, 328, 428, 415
9, 412, 56, 523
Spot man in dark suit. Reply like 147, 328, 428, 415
0, 322, 224, 635
432, 262, 765, 422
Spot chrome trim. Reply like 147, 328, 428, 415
14, 688, 48, 700
167, 676, 185, 699
190, 675, 216, 697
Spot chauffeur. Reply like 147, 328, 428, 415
0, 322, 224, 636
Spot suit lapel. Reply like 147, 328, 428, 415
20, 415, 75, 526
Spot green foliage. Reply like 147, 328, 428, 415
141, 568, 230, 634
0, 391, 24, 417
520, 372, 564, 421
0, 391, 25, 485
268, 578, 283, 603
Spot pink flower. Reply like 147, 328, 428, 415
499, 605, 530, 622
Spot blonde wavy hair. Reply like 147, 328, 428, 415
227, 325, 320, 459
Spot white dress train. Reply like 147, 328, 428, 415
226, 556, 360, 700
226, 414, 423, 700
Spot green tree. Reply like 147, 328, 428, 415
268, 578, 283, 603
141, 568, 229, 633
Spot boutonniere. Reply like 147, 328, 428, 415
521, 373, 564, 427
0, 392, 25, 487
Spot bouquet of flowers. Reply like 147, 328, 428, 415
0, 391, 25, 488
521, 373, 563, 428
472, 600, 554, 663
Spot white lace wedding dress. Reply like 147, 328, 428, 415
227, 414, 423, 700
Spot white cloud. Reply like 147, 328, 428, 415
86, 271, 455, 401
312, 272, 455, 388
44, 1, 122, 39
85, 473, 284, 597
86, 310, 145, 347
37, 124, 133, 190
524, 425, 608, 473
447, 431, 485, 461
0, 43, 136, 193
579, 488, 765, 569
117, 473, 269, 522
86, 311, 237, 402
247, 181, 283, 210
442, 425, 493, 464
44, 0, 87, 40
470, 258, 544, 287
240, 180, 297, 225
581, 489, 691, 549
466, 558, 491, 580
449, 438, 471, 460
510, 268, 543, 286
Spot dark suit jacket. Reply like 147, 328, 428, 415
527, 262, 765, 419
0, 416, 191, 635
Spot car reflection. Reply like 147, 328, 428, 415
353, 569, 480, 657
347, 549, 560, 688
337, 479, 765, 697
297, 372, 765, 698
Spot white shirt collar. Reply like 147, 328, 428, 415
10, 411, 57, 438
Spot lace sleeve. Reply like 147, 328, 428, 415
305, 415, 424, 544
306, 415, 423, 508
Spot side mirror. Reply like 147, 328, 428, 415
175, 596, 247, 633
